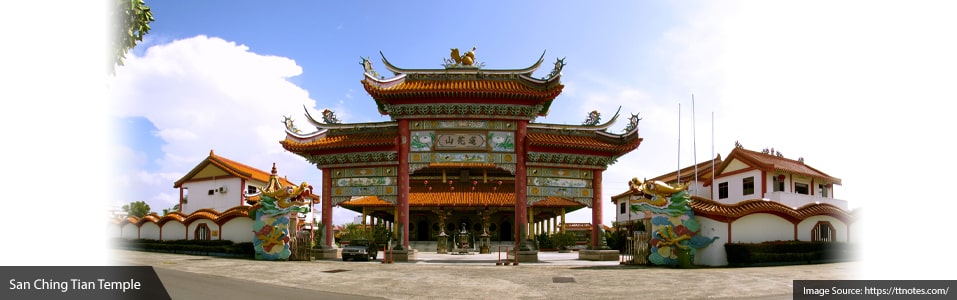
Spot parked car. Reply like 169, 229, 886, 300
342, 239, 378, 261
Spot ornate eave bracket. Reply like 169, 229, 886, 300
526, 152, 618, 167
305, 151, 398, 169
381, 103, 546, 120
526, 196, 592, 207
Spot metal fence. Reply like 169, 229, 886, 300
620, 230, 650, 265
289, 230, 314, 261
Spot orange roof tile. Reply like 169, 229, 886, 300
340, 196, 393, 207
362, 79, 563, 100
281, 131, 397, 152
118, 205, 253, 227
690, 197, 852, 224
526, 131, 642, 155
174, 150, 296, 188
718, 148, 841, 184
532, 197, 586, 208
650, 156, 722, 184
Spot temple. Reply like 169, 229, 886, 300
281, 50, 642, 260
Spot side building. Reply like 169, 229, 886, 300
113, 150, 318, 243
614, 145, 858, 266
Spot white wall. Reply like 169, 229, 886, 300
161, 222, 186, 240
731, 213, 793, 243
187, 219, 218, 240
121, 223, 139, 239
182, 177, 244, 214
713, 169, 763, 204
687, 180, 712, 199
796, 216, 848, 242
139, 223, 160, 240
849, 217, 863, 244
694, 216, 729, 266
222, 217, 254, 243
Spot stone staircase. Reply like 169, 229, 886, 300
407, 241, 518, 252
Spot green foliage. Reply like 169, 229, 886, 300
161, 204, 180, 216
110, 0, 155, 73
122, 201, 151, 218
536, 232, 553, 249
550, 231, 577, 250
115, 239, 254, 258
372, 223, 393, 245
339, 223, 373, 241
604, 230, 627, 251
725, 241, 857, 266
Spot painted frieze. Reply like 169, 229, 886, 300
526, 167, 594, 205
330, 166, 398, 204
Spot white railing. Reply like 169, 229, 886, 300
762, 191, 848, 210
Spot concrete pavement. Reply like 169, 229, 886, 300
113, 249, 859, 299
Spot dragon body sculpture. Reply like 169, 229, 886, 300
629, 179, 718, 266
249, 181, 312, 261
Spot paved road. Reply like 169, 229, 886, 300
154, 267, 382, 300
115, 250, 858, 299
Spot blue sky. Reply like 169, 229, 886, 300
5, 1, 957, 277
104, 2, 957, 277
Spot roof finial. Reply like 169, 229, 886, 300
271, 162, 277, 175
210, 149, 215, 156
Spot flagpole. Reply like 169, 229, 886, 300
677, 102, 681, 185
692, 94, 698, 197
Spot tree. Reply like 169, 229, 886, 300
161, 204, 180, 216
110, 0, 155, 73
122, 201, 151, 218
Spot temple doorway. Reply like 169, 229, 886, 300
417, 220, 429, 241
500, 221, 512, 241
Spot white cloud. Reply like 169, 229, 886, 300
109, 35, 327, 217
655, 1, 957, 279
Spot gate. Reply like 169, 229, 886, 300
289, 229, 314, 261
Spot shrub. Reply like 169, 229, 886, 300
115, 239, 255, 258
536, 232, 554, 249
550, 232, 577, 250
725, 240, 856, 266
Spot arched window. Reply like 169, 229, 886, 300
195, 223, 211, 241
811, 221, 834, 242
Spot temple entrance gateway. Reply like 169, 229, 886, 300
280, 49, 643, 261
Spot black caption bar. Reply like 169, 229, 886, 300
1, 266, 170, 300
795, 280, 954, 299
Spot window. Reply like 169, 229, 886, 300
812, 221, 835, 242
247, 185, 258, 194
620, 202, 627, 214
773, 176, 785, 192
718, 182, 728, 199
795, 183, 809, 195
195, 224, 211, 240
742, 176, 754, 195
208, 189, 215, 195
819, 184, 829, 197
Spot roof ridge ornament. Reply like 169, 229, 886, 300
582, 110, 601, 126
282, 115, 301, 133
360, 57, 381, 79
545, 57, 566, 80
443, 46, 485, 69
622, 113, 641, 133
321, 109, 341, 124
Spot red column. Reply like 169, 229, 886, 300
398, 119, 411, 249
514, 120, 528, 250
179, 187, 184, 213
240, 178, 246, 206
322, 168, 333, 247
760, 170, 767, 198
591, 170, 602, 249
